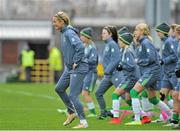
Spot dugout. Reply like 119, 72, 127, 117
0, 20, 54, 83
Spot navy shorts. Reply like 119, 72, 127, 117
138, 73, 159, 90
118, 76, 137, 92
111, 71, 123, 87
161, 73, 177, 90
83, 71, 98, 92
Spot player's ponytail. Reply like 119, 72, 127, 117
175, 25, 180, 35
54, 11, 70, 25
103, 25, 118, 43
136, 23, 153, 42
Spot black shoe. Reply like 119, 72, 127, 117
97, 113, 107, 120
164, 119, 179, 127
132, 115, 135, 120
172, 121, 180, 130
106, 111, 113, 118
170, 119, 179, 124
97, 115, 107, 120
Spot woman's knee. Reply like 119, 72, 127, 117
172, 91, 178, 100
82, 90, 89, 97
95, 89, 101, 98
114, 88, 124, 96
55, 85, 65, 94
178, 92, 180, 101
148, 90, 156, 98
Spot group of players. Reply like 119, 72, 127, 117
52, 11, 180, 129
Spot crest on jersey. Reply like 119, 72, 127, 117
73, 74, 77, 77
139, 46, 142, 52
63, 37, 66, 42
147, 48, 150, 53
162, 44, 165, 50
105, 46, 109, 51
85, 48, 88, 54
111, 48, 115, 52
171, 45, 174, 49
72, 37, 75, 42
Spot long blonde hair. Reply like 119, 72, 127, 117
175, 25, 180, 35
54, 11, 70, 25
136, 23, 153, 42
170, 24, 178, 31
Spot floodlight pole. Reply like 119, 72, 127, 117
145, 0, 170, 54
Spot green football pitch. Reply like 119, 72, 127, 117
0, 83, 172, 130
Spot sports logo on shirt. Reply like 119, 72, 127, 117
105, 46, 109, 52
147, 48, 150, 53
162, 44, 165, 50
171, 45, 174, 49
63, 37, 66, 42
85, 48, 88, 54
73, 74, 77, 77
118, 83, 122, 87
134, 58, 138, 63
111, 48, 115, 52
139, 46, 142, 52
139, 79, 142, 82
72, 37, 75, 42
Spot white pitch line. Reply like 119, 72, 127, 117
37, 94, 56, 100
0, 88, 99, 109
15, 90, 33, 96
0, 107, 56, 111
0, 88, 57, 101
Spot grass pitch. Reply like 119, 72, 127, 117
0, 83, 172, 130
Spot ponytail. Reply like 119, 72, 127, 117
147, 35, 153, 42
170, 24, 178, 32
175, 25, 180, 35
104, 25, 118, 43
136, 23, 153, 42
54, 11, 70, 25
